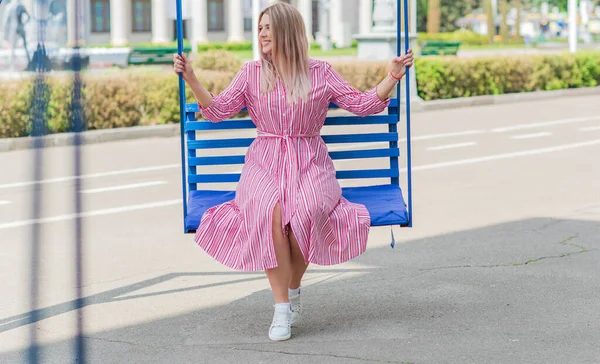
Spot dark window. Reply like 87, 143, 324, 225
208, 0, 225, 31
132, 0, 152, 32
91, 0, 110, 33
312, 0, 318, 38
243, 0, 252, 31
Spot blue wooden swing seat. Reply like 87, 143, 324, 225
175, 0, 413, 234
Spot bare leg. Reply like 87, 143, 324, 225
289, 230, 309, 290
265, 203, 292, 304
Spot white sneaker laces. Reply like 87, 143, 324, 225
290, 296, 300, 313
271, 310, 290, 328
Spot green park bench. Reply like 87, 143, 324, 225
420, 40, 461, 56
128, 46, 192, 65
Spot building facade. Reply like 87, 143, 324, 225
1, 0, 373, 48
88, 0, 368, 47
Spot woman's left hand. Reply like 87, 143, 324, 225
389, 49, 414, 80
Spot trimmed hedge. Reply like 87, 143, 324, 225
415, 51, 600, 101
0, 69, 236, 138
0, 80, 33, 138
2, 51, 600, 138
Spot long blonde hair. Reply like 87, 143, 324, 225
259, 2, 311, 104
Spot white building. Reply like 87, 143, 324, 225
3, 0, 372, 48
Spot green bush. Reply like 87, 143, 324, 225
47, 77, 75, 133
0, 80, 33, 138
134, 69, 235, 125
415, 51, 600, 100
331, 62, 388, 91
2, 50, 600, 138
81, 74, 145, 130
191, 49, 243, 74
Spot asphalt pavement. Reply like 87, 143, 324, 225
0, 95, 599, 363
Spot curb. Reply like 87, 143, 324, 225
0, 124, 181, 153
1, 86, 599, 153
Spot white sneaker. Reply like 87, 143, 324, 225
269, 303, 292, 341
289, 287, 302, 326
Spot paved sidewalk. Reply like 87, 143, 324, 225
1, 94, 599, 363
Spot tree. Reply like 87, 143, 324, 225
419, 0, 479, 33
439, 0, 475, 32
427, 0, 441, 33
500, 0, 509, 43
484, 0, 495, 43
417, 0, 429, 32
514, 0, 522, 39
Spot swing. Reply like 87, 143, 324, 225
175, 0, 413, 234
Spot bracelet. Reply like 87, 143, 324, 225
388, 71, 402, 81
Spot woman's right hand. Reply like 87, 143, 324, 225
173, 53, 195, 83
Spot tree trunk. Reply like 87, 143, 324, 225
427, 0, 440, 34
484, 0, 495, 44
500, 0, 509, 43
514, 0, 522, 39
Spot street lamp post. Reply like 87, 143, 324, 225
568, 0, 577, 53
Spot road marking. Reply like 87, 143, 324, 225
405, 139, 600, 172
580, 126, 600, 132
0, 199, 181, 230
0, 201, 10, 205
0, 164, 179, 190
491, 116, 600, 133
80, 181, 167, 194
3, 139, 600, 231
427, 142, 477, 151
401, 130, 485, 142
328, 130, 486, 151
510, 132, 552, 140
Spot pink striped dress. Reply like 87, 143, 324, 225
195, 58, 390, 271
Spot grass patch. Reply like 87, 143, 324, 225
229, 47, 357, 60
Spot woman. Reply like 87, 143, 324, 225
174, 2, 413, 342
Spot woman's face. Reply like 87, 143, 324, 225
259, 14, 273, 54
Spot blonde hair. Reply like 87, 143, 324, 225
259, 2, 311, 104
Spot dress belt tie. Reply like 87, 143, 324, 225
257, 131, 320, 234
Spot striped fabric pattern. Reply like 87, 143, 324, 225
194, 59, 390, 271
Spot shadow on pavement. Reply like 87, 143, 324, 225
1, 216, 599, 363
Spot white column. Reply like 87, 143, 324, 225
67, 0, 78, 46
66, 0, 87, 46
568, 0, 577, 53
84, 0, 92, 45
359, 0, 372, 34
410, 0, 417, 34
152, 0, 171, 44
110, 0, 131, 46
329, 0, 342, 45
192, 0, 208, 51
253, 0, 261, 60
227, 0, 245, 42
298, 0, 313, 42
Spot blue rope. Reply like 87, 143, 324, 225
70, 0, 86, 361
27, 0, 50, 362
176, 0, 188, 232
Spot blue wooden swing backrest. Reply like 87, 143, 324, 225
183, 100, 402, 184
